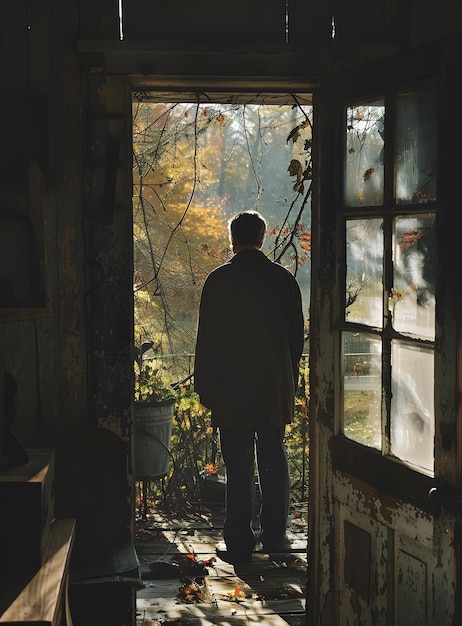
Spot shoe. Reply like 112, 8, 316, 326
215, 543, 252, 565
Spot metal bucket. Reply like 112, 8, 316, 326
134, 399, 175, 480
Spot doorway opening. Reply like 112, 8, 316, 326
131, 91, 312, 518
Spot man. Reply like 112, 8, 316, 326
194, 210, 305, 565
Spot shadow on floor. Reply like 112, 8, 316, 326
135, 500, 308, 625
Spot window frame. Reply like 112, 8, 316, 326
332, 80, 439, 512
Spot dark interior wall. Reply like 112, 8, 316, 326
0, 2, 88, 440
0, 5, 134, 441
0, 4, 134, 615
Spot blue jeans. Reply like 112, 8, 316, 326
219, 426, 290, 553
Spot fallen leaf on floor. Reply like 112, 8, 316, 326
177, 580, 204, 603
224, 583, 247, 601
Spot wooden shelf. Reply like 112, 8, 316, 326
0, 518, 76, 625
0, 451, 55, 583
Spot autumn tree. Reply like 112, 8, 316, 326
132, 97, 312, 382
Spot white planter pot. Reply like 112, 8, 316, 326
134, 398, 175, 480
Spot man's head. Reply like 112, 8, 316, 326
229, 211, 266, 252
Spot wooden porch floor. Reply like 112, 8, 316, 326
135, 500, 308, 625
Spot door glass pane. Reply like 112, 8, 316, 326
343, 331, 382, 449
345, 100, 385, 207
345, 218, 383, 327
396, 84, 437, 205
391, 214, 436, 340
391, 341, 434, 472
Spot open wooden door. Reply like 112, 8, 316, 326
307, 39, 462, 625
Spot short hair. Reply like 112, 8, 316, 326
229, 211, 266, 246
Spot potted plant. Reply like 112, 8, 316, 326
133, 340, 177, 481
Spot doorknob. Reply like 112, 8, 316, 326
428, 481, 456, 517
428, 486, 441, 517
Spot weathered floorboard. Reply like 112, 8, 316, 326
136, 507, 307, 625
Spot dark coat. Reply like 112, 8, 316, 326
194, 249, 305, 429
